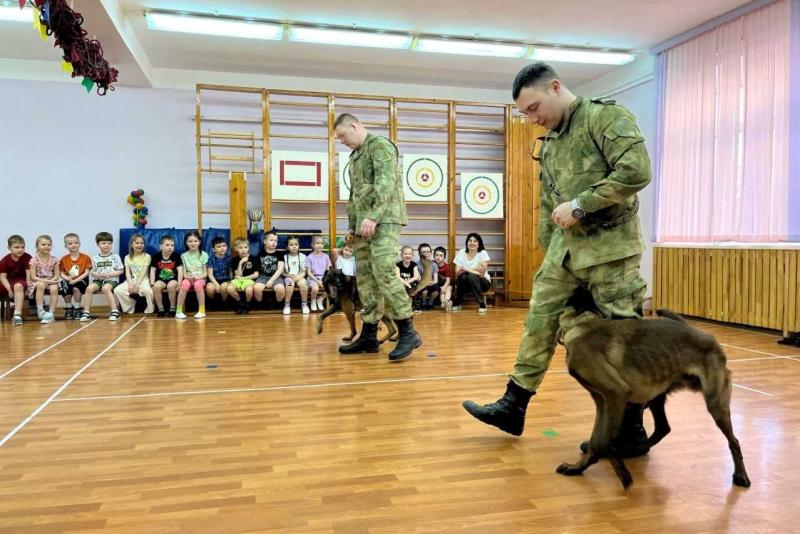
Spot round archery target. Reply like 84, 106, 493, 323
461, 173, 503, 218
404, 155, 446, 200
338, 152, 352, 201
342, 159, 352, 191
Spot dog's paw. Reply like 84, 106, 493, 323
733, 472, 751, 488
342, 335, 354, 342
556, 463, 583, 476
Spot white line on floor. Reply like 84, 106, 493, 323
0, 317, 145, 448
719, 342, 799, 359
54, 372, 510, 402
0, 320, 97, 381
731, 383, 775, 397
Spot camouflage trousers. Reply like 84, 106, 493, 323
509, 253, 647, 392
355, 223, 412, 323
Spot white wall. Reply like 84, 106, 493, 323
575, 56, 658, 299
0, 72, 514, 253
0, 79, 197, 256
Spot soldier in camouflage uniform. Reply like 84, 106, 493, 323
333, 113, 422, 361
463, 62, 653, 457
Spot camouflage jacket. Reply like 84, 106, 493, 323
347, 132, 407, 232
538, 97, 652, 270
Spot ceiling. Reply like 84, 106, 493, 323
0, 0, 754, 92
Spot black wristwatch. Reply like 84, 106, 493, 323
571, 198, 585, 220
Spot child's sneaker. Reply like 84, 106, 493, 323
109, 310, 121, 321
310, 299, 318, 312
79, 311, 92, 322
157, 309, 166, 318
175, 311, 187, 320
168, 309, 176, 318
64, 308, 74, 320
283, 305, 291, 315
38, 310, 54, 324
194, 311, 206, 319
12, 315, 23, 326
302, 303, 310, 315
316, 296, 325, 310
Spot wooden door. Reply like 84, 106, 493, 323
504, 117, 547, 307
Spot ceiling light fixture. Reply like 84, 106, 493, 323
289, 26, 412, 49
531, 46, 634, 65
145, 12, 283, 40
416, 37, 527, 58
143, 10, 636, 65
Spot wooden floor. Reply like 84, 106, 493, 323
0, 307, 799, 533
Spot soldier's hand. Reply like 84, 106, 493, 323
552, 201, 579, 229
359, 218, 378, 239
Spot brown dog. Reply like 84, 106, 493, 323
315, 268, 396, 343
556, 309, 751, 490
315, 259, 434, 343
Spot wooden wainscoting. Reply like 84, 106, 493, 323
653, 246, 800, 335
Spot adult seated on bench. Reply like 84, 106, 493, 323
451, 232, 491, 313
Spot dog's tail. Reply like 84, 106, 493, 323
656, 309, 687, 323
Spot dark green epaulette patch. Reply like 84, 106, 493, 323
590, 98, 617, 105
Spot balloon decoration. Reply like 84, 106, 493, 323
127, 189, 148, 228
21, 0, 118, 95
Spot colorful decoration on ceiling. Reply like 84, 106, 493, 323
127, 189, 148, 228
21, 0, 119, 95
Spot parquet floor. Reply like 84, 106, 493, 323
0, 306, 798, 533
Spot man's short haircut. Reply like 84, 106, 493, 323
334, 113, 360, 129
95, 231, 113, 243
512, 62, 561, 100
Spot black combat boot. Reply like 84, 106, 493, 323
339, 322, 380, 354
580, 402, 650, 458
388, 317, 422, 361
462, 381, 534, 436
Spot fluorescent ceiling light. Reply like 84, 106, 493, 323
416, 37, 526, 58
290, 27, 412, 49
0, 5, 32, 22
146, 12, 283, 40
531, 47, 634, 65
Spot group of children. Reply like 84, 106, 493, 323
395, 243, 453, 313
1, 231, 461, 325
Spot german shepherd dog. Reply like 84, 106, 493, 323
556, 304, 751, 490
315, 259, 435, 343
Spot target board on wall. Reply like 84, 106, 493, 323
338, 151, 352, 201
271, 151, 329, 201
461, 173, 504, 219
402, 154, 448, 202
